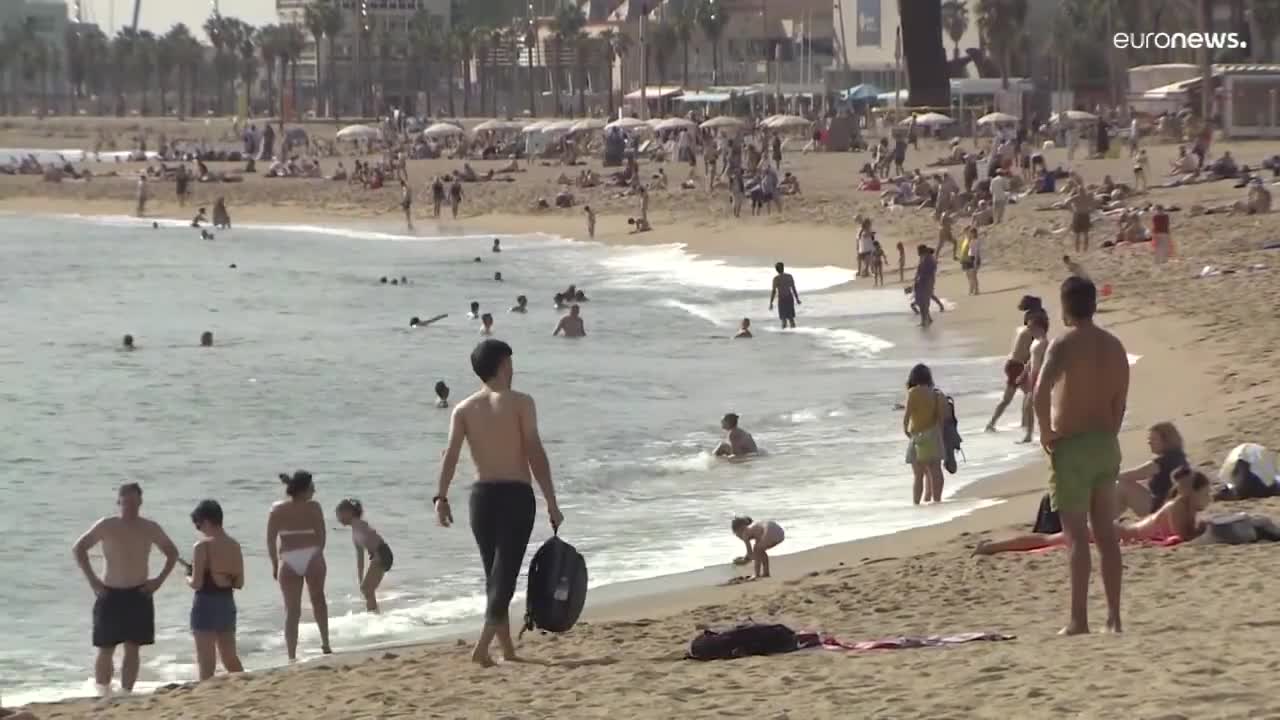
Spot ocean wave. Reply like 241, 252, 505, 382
762, 325, 894, 357
598, 244, 856, 293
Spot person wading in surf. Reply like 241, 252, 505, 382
435, 339, 564, 667
769, 262, 801, 329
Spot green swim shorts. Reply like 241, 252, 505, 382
1049, 431, 1122, 513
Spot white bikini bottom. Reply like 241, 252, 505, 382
279, 547, 318, 576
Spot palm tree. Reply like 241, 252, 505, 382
671, 0, 697, 88
318, 2, 343, 118
941, 0, 970, 60
571, 30, 594, 116
1250, 0, 1280, 61
155, 29, 178, 115
451, 23, 474, 116
976, 0, 1028, 90
517, 16, 538, 117
551, 4, 586, 116
111, 28, 139, 114
256, 25, 279, 118
237, 31, 258, 114
303, 1, 328, 116
651, 21, 677, 88
408, 9, 441, 115
599, 28, 626, 117
133, 31, 158, 116
470, 26, 492, 116
279, 23, 306, 123
65, 24, 104, 114
202, 13, 228, 112
0, 29, 14, 115
695, 0, 729, 85
165, 24, 200, 119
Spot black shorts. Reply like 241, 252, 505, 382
961, 257, 981, 271
370, 542, 394, 572
777, 300, 796, 321
93, 586, 155, 647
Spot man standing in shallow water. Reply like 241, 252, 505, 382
72, 483, 180, 696
769, 262, 801, 329
435, 340, 563, 667
1034, 276, 1130, 635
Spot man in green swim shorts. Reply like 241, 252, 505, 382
1033, 276, 1130, 636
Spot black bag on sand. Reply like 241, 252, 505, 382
1032, 493, 1062, 534
687, 623, 798, 661
522, 535, 588, 636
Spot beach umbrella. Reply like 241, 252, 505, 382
976, 112, 1019, 126
700, 115, 744, 130
764, 115, 811, 129
472, 118, 510, 132
542, 119, 577, 133
605, 117, 650, 132
422, 122, 465, 138
570, 117, 607, 133
521, 120, 551, 134
1052, 110, 1099, 124
902, 112, 953, 128
655, 117, 697, 132
335, 124, 380, 141
842, 83, 882, 102
645, 117, 667, 128
1219, 443, 1279, 489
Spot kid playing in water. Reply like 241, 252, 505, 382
335, 499, 394, 612
734, 318, 753, 339
731, 517, 785, 578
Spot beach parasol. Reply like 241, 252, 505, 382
655, 117, 697, 132
542, 120, 578, 133
521, 120, 551, 133
472, 118, 514, 132
976, 112, 1019, 126
903, 112, 954, 128
842, 83, 882, 102
605, 117, 650, 132
700, 116, 744, 130
764, 115, 812, 129
335, 124, 380, 141
422, 122, 465, 138
646, 117, 668, 128
1219, 443, 1279, 489
570, 117, 608, 133
1052, 110, 1099, 123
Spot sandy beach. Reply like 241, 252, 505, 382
6, 117, 1280, 719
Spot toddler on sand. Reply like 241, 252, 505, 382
731, 516, 785, 578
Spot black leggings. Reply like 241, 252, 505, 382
470, 482, 535, 624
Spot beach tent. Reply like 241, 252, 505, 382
336, 124, 380, 141
901, 112, 953, 127
700, 116, 744, 130
570, 118, 607, 133
1219, 443, 1279, 489
976, 112, 1019, 126
655, 117, 697, 132
422, 122, 465, 138
605, 117, 650, 132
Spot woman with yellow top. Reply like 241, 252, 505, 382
903, 363, 946, 505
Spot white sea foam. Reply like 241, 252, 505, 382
763, 324, 894, 358
599, 243, 856, 293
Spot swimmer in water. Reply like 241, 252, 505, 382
390, 278, 399, 285
191, 208, 208, 227
380, 277, 388, 284
713, 413, 758, 458
473, 257, 482, 263
492, 238, 501, 253
200, 331, 214, 347
200, 229, 214, 240
734, 319, 752, 339
467, 301, 481, 319
553, 304, 586, 337
122, 334, 136, 350
553, 293, 567, 310
573, 290, 588, 302
510, 295, 528, 313
409, 314, 448, 328
434, 381, 450, 408
400, 276, 408, 285
494, 272, 503, 282
480, 313, 494, 336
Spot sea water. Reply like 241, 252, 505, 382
0, 213, 1037, 703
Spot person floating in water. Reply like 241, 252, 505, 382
200, 229, 214, 241
553, 305, 586, 337
480, 313, 494, 336
492, 238, 501, 253
510, 296, 528, 313
334, 499, 393, 613
734, 319, 752, 339
553, 293, 567, 310
731, 516, 785, 579
200, 331, 214, 347
434, 381, 450, 408
467, 302, 481, 319
714, 413, 758, 458
122, 334, 136, 351
380, 277, 388, 284
494, 272, 503, 282
191, 208, 208, 227
410, 314, 447, 328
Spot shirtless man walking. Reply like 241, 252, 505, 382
985, 303, 1039, 433
1034, 277, 1129, 635
72, 483, 180, 696
434, 340, 563, 667
1019, 309, 1051, 443
553, 304, 586, 337
769, 262, 801, 329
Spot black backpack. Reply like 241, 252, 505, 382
687, 623, 798, 661
522, 535, 588, 636
941, 394, 964, 474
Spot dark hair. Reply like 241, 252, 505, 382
1061, 276, 1097, 320
191, 499, 223, 527
471, 339, 513, 382
731, 516, 752, 533
517, 295, 527, 303
775, 262, 784, 273
335, 498, 364, 518
278, 470, 314, 498
723, 412, 739, 427
907, 363, 934, 388
434, 380, 448, 396
1169, 467, 1210, 498
1026, 309, 1050, 331
1017, 295, 1043, 312
469, 301, 479, 310
118, 482, 142, 498
481, 312, 493, 323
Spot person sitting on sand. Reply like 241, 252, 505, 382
731, 516, 784, 579
1235, 178, 1272, 215
1116, 422, 1189, 516
1063, 254, 1089, 281
553, 305, 586, 337
328, 162, 347, 182
190, 207, 208, 227
434, 380, 450, 408
334, 499, 393, 613
734, 318, 753, 339
510, 295, 528, 313
627, 217, 652, 233
975, 467, 1210, 555
713, 413, 758, 458
779, 172, 801, 196
497, 158, 522, 174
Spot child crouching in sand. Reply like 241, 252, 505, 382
731, 517, 785, 578
335, 499, 394, 612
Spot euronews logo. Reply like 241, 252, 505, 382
1113, 32, 1247, 50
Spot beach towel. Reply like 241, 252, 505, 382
1023, 535, 1185, 554
687, 623, 799, 661
816, 632, 1014, 652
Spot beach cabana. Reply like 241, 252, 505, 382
335, 124, 380, 141
422, 122, 465, 139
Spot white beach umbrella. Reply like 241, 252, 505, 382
655, 117, 697, 132
422, 122, 465, 138
570, 117, 607, 133
605, 117, 650, 132
976, 112, 1019, 126
1052, 110, 1099, 124
335, 124, 380, 141
700, 115, 744, 130
471, 118, 510, 132
764, 114, 812, 129
645, 117, 667, 128
902, 112, 953, 127
521, 120, 551, 134
542, 120, 578, 133
1219, 443, 1279, 488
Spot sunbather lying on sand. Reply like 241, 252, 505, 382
974, 467, 1210, 555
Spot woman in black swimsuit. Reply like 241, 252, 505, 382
187, 500, 244, 680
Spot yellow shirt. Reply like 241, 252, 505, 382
905, 385, 941, 433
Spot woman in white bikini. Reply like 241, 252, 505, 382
267, 471, 331, 659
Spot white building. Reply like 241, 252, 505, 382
832, 0, 982, 87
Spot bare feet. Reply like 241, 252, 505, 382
972, 541, 993, 556
984, 424, 996, 433
321, 645, 332, 655
1104, 617, 1123, 633
1017, 435, 1033, 444
1058, 623, 1090, 636
471, 647, 496, 668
